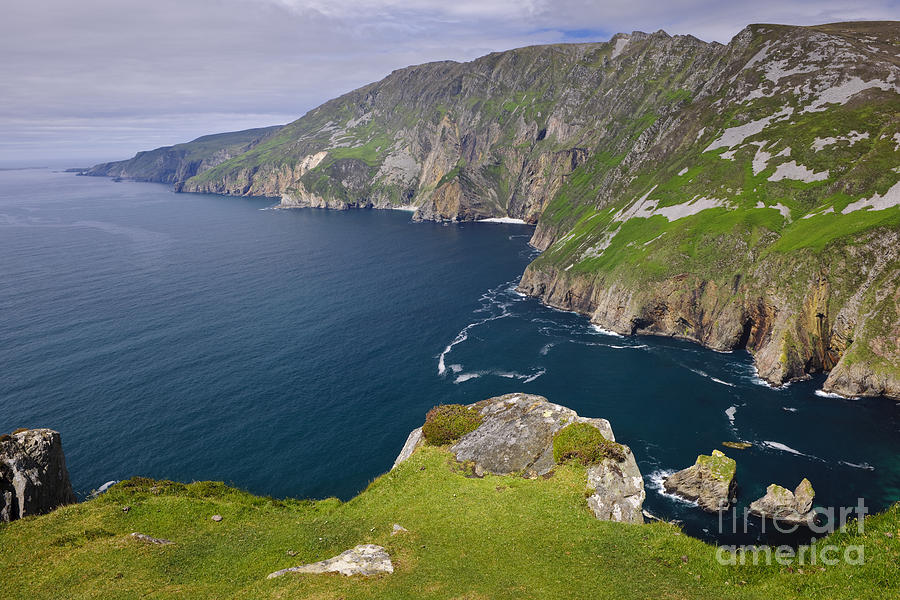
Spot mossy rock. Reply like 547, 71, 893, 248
552, 422, 626, 465
422, 404, 484, 445
722, 441, 752, 450
694, 449, 736, 482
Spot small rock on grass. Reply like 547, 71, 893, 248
211, 515, 223, 522
130, 532, 173, 545
267, 544, 393, 578
391, 524, 408, 535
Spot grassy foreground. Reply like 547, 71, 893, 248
2, 446, 898, 599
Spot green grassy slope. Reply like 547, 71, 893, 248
2, 447, 898, 599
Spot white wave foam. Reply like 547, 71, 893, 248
725, 406, 737, 425
522, 369, 546, 383
591, 324, 623, 337
840, 461, 875, 471
438, 280, 520, 375
438, 329, 468, 375
453, 373, 481, 384
477, 217, 529, 224
761, 441, 816, 460
815, 389, 856, 400
782, 407, 798, 412
539, 343, 554, 356
647, 469, 698, 506
448, 364, 463, 374
685, 365, 734, 387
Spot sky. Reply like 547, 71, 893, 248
2, 0, 897, 165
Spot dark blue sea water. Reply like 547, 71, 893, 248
1, 168, 898, 544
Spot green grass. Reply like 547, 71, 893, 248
422, 404, 483, 445
552, 422, 626, 464
1, 447, 898, 599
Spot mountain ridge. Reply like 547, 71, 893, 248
86, 20, 900, 400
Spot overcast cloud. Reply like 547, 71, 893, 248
2, 0, 897, 164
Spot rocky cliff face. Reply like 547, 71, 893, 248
516, 22, 900, 397
1, 429, 76, 522
179, 30, 733, 223
88, 21, 900, 399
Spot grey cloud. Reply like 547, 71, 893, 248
1, 0, 896, 163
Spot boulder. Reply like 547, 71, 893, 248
586, 453, 646, 523
267, 544, 393, 578
749, 479, 816, 527
450, 394, 614, 477
1, 428, 76, 522
392, 393, 645, 523
663, 450, 737, 512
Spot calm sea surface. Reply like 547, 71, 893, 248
2, 168, 898, 544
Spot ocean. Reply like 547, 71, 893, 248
1, 168, 897, 544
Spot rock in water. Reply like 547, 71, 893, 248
749, 479, 816, 527
0, 428, 76, 522
394, 393, 645, 524
663, 450, 737, 512
267, 544, 393, 578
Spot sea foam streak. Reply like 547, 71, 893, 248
725, 406, 737, 425
454, 373, 481, 384
477, 217, 529, 224
591, 324, 623, 337
815, 389, 856, 399
761, 440, 821, 462
840, 461, 875, 471
437, 280, 519, 375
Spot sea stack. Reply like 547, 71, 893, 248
663, 450, 737, 512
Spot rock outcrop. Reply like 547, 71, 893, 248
749, 479, 817, 527
1, 428, 76, 522
663, 450, 737, 512
394, 393, 646, 524
267, 544, 393, 578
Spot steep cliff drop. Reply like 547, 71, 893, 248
1, 428, 77, 522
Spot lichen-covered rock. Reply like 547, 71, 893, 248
394, 393, 644, 523
449, 394, 613, 477
749, 478, 816, 527
663, 450, 737, 512
586, 450, 646, 523
267, 544, 393, 579
1, 428, 76, 522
